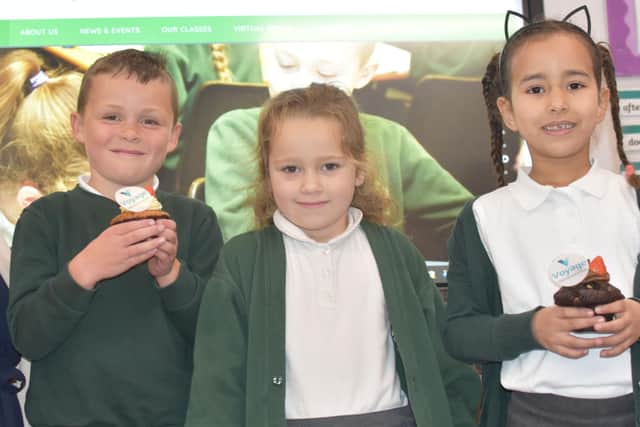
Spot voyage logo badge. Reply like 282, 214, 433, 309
548, 253, 589, 287
115, 186, 152, 212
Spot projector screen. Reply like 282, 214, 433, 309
1, 1, 530, 269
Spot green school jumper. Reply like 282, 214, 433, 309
185, 222, 481, 427
8, 186, 223, 427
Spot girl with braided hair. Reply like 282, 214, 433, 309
444, 7, 640, 427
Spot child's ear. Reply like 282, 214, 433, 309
70, 112, 85, 145
166, 122, 182, 154
355, 169, 365, 187
596, 86, 610, 123
16, 184, 43, 209
353, 63, 378, 90
496, 96, 518, 132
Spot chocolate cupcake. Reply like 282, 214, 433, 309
553, 256, 624, 329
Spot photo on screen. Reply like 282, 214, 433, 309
0, 1, 539, 274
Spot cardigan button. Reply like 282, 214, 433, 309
272, 376, 283, 385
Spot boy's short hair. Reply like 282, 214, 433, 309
77, 49, 179, 123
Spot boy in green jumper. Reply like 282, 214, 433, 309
8, 49, 223, 427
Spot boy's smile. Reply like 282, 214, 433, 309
71, 74, 180, 198
268, 115, 364, 243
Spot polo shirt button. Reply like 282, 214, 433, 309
272, 376, 283, 385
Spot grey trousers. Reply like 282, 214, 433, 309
506, 391, 634, 427
287, 405, 417, 427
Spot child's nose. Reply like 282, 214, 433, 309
548, 90, 568, 113
301, 171, 321, 192
120, 122, 140, 142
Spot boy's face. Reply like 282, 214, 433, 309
71, 74, 180, 198
260, 42, 376, 96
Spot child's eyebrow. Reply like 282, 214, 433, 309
519, 69, 591, 84
139, 107, 164, 115
101, 103, 124, 110
518, 73, 545, 84
271, 154, 346, 164
563, 69, 591, 79
318, 155, 347, 161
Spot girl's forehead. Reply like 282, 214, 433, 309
509, 33, 595, 75
513, 32, 592, 61
268, 116, 349, 153
273, 114, 342, 133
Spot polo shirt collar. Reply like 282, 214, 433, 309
0, 210, 14, 249
509, 161, 607, 211
77, 174, 160, 197
273, 207, 363, 246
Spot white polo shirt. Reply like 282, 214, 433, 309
274, 208, 407, 419
473, 163, 640, 398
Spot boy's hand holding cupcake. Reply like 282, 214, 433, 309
68, 186, 179, 290
111, 186, 180, 287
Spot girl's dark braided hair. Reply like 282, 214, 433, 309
599, 44, 640, 188
482, 52, 506, 187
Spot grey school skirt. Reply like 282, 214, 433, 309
506, 391, 635, 427
287, 405, 416, 427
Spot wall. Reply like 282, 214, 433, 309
545, 0, 640, 171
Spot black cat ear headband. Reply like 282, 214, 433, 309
498, 5, 592, 90
503, 4, 591, 41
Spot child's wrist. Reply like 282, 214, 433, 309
628, 297, 640, 305
155, 259, 180, 288
68, 257, 98, 290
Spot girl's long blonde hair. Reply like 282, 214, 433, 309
253, 83, 396, 228
0, 49, 87, 194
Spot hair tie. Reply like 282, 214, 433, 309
29, 70, 49, 91
625, 164, 636, 178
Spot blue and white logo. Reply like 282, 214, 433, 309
548, 253, 589, 287
115, 186, 152, 212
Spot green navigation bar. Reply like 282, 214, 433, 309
1, 14, 504, 47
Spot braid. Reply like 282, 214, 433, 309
599, 44, 640, 188
483, 53, 506, 187
211, 44, 233, 83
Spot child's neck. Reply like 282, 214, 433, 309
528, 158, 592, 188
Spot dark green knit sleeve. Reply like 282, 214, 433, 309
8, 205, 95, 361
185, 241, 248, 427
443, 201, 541, 363
409, 242, 481, 427
158, 200, 223, 344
